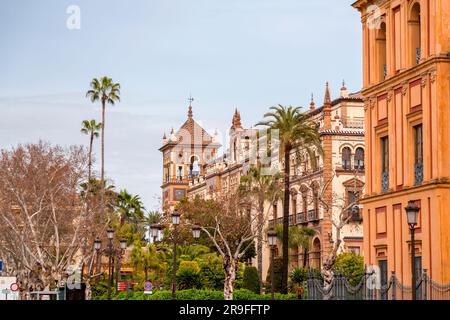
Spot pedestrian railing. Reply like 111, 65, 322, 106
306, 269, 450, 300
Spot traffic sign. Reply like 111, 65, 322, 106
10, 283, 19, 292
144, 281, 153, 294
0, 260, 3, 272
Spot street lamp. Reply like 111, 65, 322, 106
106, 228, 114, 300
171, 211, 181, 300
94, 238, 102, 285
115, 238, 128, 293
192, 225, 201, 239
405, 201, 420, 300
267, 228, 277, 300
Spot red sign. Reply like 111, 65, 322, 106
117, 282, 127, 292
10, 283, 19, 292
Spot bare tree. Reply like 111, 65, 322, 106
0, 142, 107, 297
177, 192, 275, 300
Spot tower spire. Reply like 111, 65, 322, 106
188, 94, 194, 120
324, 81, 331, 105
310, 93, 315, 111
231, 108, 242, 130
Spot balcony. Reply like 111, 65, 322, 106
414, 162, 423, 186
416, 47, 421, 65
307, 209, 319, 222
381, 171, 389, 192
188, 171, 200, 179
296, 212, 306, 224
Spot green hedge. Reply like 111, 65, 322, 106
97, 289, 297, 300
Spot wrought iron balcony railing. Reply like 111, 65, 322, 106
381, 171, 389, 192
296, 212, 306, 224
416, 47, 421, 65
414, 162, 423, 186
308, 209, 319, 222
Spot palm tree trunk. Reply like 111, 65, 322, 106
88, 133, 94, 181
257, 198, 264, 294
281, 148, 291, 294
101, 99, 106, 217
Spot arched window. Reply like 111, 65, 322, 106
189, 156, 200, 178
409, 3, 421, 66
311, 238, 321, 269
354, 148, 365, 170
342, 147, 352, 171
377, 21, 387, 81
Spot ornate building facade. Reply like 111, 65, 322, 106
353, 0, 450, 285
160, 83, 365, 279
265, 83, 365, 275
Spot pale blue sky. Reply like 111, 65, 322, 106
0, 0, 362, 211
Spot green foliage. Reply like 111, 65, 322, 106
177, 261, 202, 290
290, 267, 308, 285
198, 255, 225, 290
333, 252, 364, 285
242, 267, 260, 294
265, 257, 283, 293
275, 225, 316, 250
97, 289, 297, 300
240, 240, 256, 263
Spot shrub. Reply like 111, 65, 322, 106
242, 267, 260, 294
177, 261, 202, 290
265, 257, 283, 293
290, 267, 308, 285
333, 252, 364, 285
96, 289, 298, 300
198, 255, 225, 290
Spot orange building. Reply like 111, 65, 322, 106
352, 0, 450, 285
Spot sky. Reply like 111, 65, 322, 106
0, 0, 362, 211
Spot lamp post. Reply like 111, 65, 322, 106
150, 223, 163, 243
192, 225, 201, 240
94, 238, 102, 285
115, 238, 127, 293
405, 201, 420, 300
171, 211, 180, 300
106, 228, 114, 300
267, 228, 277, 300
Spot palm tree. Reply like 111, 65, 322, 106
239, 166, 282, 294
257, 105, 321, 293
86, 76, 121, 216
275, 225, 316, 267
81, 119, 102, 181
116, 189, 145, 227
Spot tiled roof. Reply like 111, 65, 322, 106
175, 118, 214, 145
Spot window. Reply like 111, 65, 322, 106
292, 197, 297, 215
378, 260, 388, 300
302, 192, 308, 214
354, 147, 365, 170
409, 3, 421, 66
342, 147, 352, 170
177, 166, 183, 180
381, 137, 389, 192
348, 247, 361, 255
377, 21, 387, 81
414, 124, 423, 185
